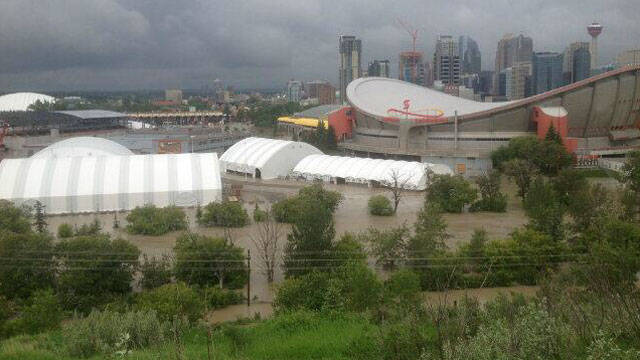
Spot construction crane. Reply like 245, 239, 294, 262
0, 123, 10, 151
398, 19, 419, 84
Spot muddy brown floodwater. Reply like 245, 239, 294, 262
44, 175, 547, 319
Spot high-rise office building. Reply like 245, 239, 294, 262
339, 35, 362, 104
479, 70, 494, 95
493, 33, 533, 95
368, 60, 391, 77
307, 81, 336, 105
573, 47, 591, 82
532, 52, 564, 94
165, 89, 183, 104
459, 36, 481, 75
504, 62, 531, 100
563, 42, 590, 84
287, 80, 302, 103
434, 35, 461, 86
617, 49, 640, 67
399, 52, 427, 86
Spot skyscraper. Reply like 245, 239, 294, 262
617, 49, 640, 67
399, 52, 427, 86
532, 52, 564, 94
434, 35, 461, 86
287, 80, 302, 103
368, 60, 391, 77
459, 36, 481, 75
563, 42, 590, 84
573, 47, 591, 82
493, 33, 533, 95
504, 63, 530, 100
339, 35, 362, 104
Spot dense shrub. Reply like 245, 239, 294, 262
273, 184, 343, 223
0, 200, 32, 234
56, 235, 140, 312
274, 271, 331, 312
198, 201, 249, 227
202, 286, 244, 309
4, 289, 62, 336
470, 170, 507, 213
73, 218, 103, 237
271, 197, 301, 223
252, 204, 268, 222
426, 174, 477, 213
135, 282, 203, 322
63, 310, 165, 358
57, 223, 74, 238
384, 269, 422, 307
325, 262, 383, 312
173, 233, 247, 288
368, 195, 394, 216
126, 204, 187, 235
138, 254, 173, 290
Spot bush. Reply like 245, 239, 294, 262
325, 262, 383, 312
271, 197, 301, 223
56, 235, 140, 312
135, 282, 203, 322
63, 310, 165, 358
253, 204, 268, 222
73, 218, 102, 236
4, 289, 62, 336
138, 254, 173, 290
274, 271, 331, 313
198, 201, 249, 227
173, 233, 247, 288
57, 223, 74, 238
384, 269, 422, 307
202, 286, 244, 309
0, 199, 32, 234
126, 204, 187, 235
426, 174, 477, 213
368, 195, 394, 216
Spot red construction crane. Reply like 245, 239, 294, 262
398, 19, 419, 84
0, 123, 10, 151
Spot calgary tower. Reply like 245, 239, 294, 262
587, 22, 603, 71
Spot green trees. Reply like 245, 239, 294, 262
173, 233, 246, 288
135, 283, 203, 322
56, 235, 140, 311
138, 254, 173, 290
283, 185, 343, 277
410, 203, 450, 256
0, 200, 32, 234
126, 204, 188, 235
364, 225, 412, 270
621, 151, 640, 221
426, 174, 477, 213
368, 195, 394, 216
199, 201, 249, 227
523, 177, 566, 240
32, 201, 47, 233
470, 170, 507, 212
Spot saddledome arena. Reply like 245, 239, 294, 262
342, 65, 640, 173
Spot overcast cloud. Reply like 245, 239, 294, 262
0, 0, 638, 91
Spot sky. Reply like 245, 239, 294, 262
0, 0, 639, 92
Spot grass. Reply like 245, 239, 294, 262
0, 311, 380, 360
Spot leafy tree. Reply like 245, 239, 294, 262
491, 136, 540, 170
283, 185, 343, 277
621, 151, 640, 221
32, 201, 47, 233
135, 282, 203, 322
73, 218, 102, 236
173, 233, 246, 288
4, 289, 62, 336
325, 261, 383, 312
466, 228, 488, 268
523, 177, 565, 240
252, 203, 268, 222
0, 200, 32, 234
368, 195, 394, 216
567, 183, 616, 233
426, 174, 477, 213
535, 138, 574, 176
364, 225, 411, 270
410, 203, 450, 256
552, 168, 589, 206
332, 233, 368, 267
57, 223, 74, 238
139, 254, 173, 290
470, 170, 507, 212
502, 158, 537, 199
126, 204, 188, 235
0, 231, 56, 299
383, 269, 422, 312
271, 197, 301, 223
544, 123, 563, 144
273, 271, 331, 312
199, 201, 249, 228
56, 235, 140, 312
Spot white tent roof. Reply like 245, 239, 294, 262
292, 154, 453, 190
220, 137, 323, 179
32, 137, 134, 158
0, 92, 55, 111
346, 77, 512, 119
0, 153, 221, 214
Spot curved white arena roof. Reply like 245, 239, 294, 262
0, 153, 221, 214
292, 154, 453, 191
346, 77, 511, 119
0, 92, 55, 112
220, 137, 322, 179
32, 137, 134, 158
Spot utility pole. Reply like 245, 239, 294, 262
246, 249, 251, 307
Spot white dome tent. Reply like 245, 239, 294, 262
0, 92, 56, 112
0, 138, 222, 214
220, 137, 322, 179
291, 154, 453, 191
32, 137, 134, 158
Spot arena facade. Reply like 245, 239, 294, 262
342, 65, 640, 174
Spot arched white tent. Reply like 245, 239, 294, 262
291, 154, 453, 190
0, 153, 222, 214
220, 137, 322, 179
32, 137, 134, 158
0, 92, 55, 112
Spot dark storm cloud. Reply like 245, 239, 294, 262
0, 0, 639, 91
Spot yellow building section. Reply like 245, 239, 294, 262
277, 116, 328, 129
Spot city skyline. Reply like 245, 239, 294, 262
1, 0, 639, 91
